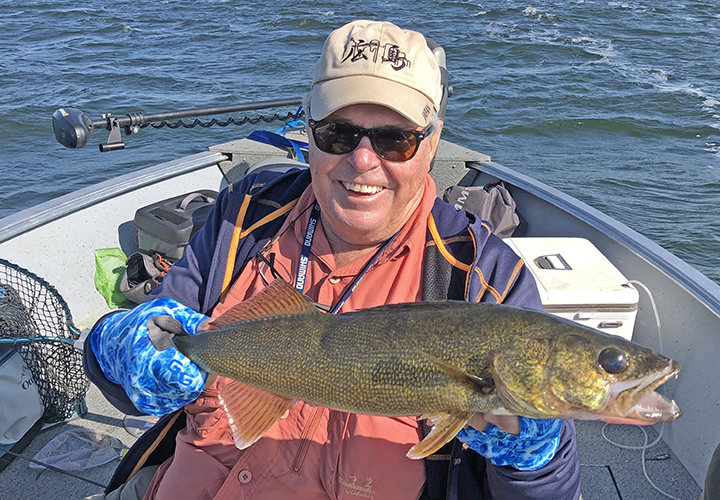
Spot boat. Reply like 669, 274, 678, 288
0, 96, 716, 500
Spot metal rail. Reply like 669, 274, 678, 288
52, 97, 304, 151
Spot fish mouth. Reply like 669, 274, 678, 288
494, 360, 683, 424
607, 360, 682, 424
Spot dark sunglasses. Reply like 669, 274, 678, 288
308, 119, 433, 162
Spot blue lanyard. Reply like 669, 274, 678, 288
329, 233, 398, 314
293, 203, 399, 314
295, 203, 321, 294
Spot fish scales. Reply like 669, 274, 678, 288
175, 301, 551, 416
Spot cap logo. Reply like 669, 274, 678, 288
341, 37, 411, 71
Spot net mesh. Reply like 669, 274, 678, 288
0, 258, 89, 423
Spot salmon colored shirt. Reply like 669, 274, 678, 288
145, 175, 439, 500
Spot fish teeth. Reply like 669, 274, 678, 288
341, 181, 384, 194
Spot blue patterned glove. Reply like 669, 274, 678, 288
456, 417, 563, 471
90, 298, 209, 416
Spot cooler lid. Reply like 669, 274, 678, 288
504, 237, 639, 307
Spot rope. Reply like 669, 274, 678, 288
140, 109, 305, 131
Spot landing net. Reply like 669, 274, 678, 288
0, 258, 89, 423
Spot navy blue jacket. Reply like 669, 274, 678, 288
84, 167, 581, 499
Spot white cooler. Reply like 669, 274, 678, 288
504, 237, 639, 341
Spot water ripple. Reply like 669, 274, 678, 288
0, 0, 718, 283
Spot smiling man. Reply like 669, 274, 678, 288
84, 20, 581, 500
307, 104, 438, 267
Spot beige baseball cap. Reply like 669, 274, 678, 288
310, 20, 443, 127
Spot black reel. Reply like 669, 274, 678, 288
52, 108, 94, 149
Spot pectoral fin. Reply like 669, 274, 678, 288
421, 352, 495, 395
407, 411, 474, 459
219, 380, 296, 450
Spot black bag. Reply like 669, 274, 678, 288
120, 253, 174, 304
443, 181, 523, 238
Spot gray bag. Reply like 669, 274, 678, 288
443, 181, 522, 238
0, 349, 43, 446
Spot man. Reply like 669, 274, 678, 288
85, 20, 581, 500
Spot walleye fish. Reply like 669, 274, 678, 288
149, 279, 682, 459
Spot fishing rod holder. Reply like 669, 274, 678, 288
101, 115, 127, 152
52, 98, 305, 152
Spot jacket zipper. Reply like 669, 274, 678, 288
291, 406, 325, 474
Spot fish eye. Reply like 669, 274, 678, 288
598, 347, 628, 374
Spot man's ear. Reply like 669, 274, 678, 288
428, 120, 444, 172
430, 120, 444, 151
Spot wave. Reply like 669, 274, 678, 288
478, 117, 716, 140
522, 6, 558, 21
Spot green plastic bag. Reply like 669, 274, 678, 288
94, 248, 131, 309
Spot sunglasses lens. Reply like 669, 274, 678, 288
371, 130, 418, 161
310, 120, 427, 161
313, 122, 361, 155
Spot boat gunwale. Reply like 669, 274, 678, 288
0, 151, 228, 244
470, 160, 720, 317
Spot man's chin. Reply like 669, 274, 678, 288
325, 213, 396, 247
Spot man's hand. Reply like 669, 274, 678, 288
468, 413, 520, 435
90, 298, 209, 416
457, 414, 564, 471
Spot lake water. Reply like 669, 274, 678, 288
1, 0, 718, 283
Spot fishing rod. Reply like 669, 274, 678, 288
52, 97, 304, 152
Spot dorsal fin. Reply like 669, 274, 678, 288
211, 278, 319, 327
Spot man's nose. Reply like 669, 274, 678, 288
349, 136, 382, 172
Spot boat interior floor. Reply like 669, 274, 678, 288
577, 419, 701, 500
